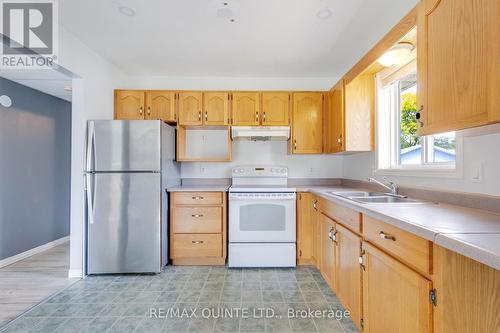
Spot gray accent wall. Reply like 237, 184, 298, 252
0, 77, 71, 260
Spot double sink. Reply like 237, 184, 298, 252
328, 191, 428, 204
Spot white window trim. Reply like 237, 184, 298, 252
374, 62, 463, 179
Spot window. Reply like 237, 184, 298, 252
377, 60, 456, 171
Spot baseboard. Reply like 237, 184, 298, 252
68, 268, 83, 278
0, 236, 69, 268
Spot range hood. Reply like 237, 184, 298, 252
231, 126, 290, 141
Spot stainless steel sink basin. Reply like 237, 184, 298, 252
328, 191, 384, 198
328, 191, 427, 204
350, 196, 425, 204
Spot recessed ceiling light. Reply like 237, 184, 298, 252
230, 19, 235, 23
64, 86, 72, 92
316, 9, 333, 20
0, 95, 12, 108
118, 5, 136, 17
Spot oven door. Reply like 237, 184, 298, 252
229, 192, 296, 242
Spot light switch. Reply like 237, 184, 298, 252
471, 162, 482, 182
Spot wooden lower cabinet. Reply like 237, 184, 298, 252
362, 241, 432, 333
170, 191, 226, 265
296, 193, 314, 265
320, 213, 336, 291
433, 244, 500, 333
335, 223, 363, 331
311, 196, 321, 269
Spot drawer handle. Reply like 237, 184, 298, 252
192, 240, 204, 244
379, 231, 396, 241
191, 214, 204, 218
192, 196, 204, 200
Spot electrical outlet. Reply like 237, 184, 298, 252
471, 162, 482, 182
309, 167, 314, 175
200, 166, 206, 174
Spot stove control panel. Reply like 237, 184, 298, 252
231, 166, 288, 178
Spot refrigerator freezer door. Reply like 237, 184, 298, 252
87, 172, 161, 274
86, 120, 161, 172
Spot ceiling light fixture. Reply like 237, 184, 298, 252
378, 42, 414, 67
118, 5, 136, 17
0, 95, 12, 108
316, 9, 333, 20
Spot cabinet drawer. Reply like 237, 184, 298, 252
320, 198, 361, 233
172, 192, 223, 205
172, 207, 222, 233
173, 234, 222, 258
363, 216, 432, 274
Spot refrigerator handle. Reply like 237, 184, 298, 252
85, 122, 96, 172
86, 174, 96, 225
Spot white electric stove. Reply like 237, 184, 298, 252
228, 166, 296, 267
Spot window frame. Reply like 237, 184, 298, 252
374, 60, 463, 178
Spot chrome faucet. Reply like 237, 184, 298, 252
367, 177, 402, 197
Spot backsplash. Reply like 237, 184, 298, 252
180, 140, 344, 178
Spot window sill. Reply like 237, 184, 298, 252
374, 165, 461, 178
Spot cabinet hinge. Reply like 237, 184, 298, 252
360, 319, 364, 328
359, 249, 366, 270
429, 289, 437, 306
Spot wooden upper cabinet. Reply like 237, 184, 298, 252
324, 81, 345, 153
145, 91, 176, 122
362, 242, 432, 333
320, 213, 336, 291
261, 92, 290, 126
335, 223, 362, 331
115, 90, 145, 120
417, 0, 500, 135
344, 74, 374, 152
232, 92, 261, 126
203, 92, 229, 125
178, 91, 203, 126
291, 92, 323, 154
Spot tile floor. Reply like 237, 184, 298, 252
0, 266, 359, 333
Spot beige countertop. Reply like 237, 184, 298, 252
306, 186, 500, 270
167, 185, 230, 192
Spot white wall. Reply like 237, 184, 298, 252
182, 140, 344, 179
127, 76, 338, 91
342, 131, 500, 196
58, 27, 131, 278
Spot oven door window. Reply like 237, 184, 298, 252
240, 204, 286, 231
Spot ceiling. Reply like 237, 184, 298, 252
0, 69, 72, 101
59, 0, 418, 78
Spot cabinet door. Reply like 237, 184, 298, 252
297, 192, 313, 265
232, 92, 260, 126
324, 81, 344, 153
178, 91, 203, 125
335, 223, 362, 331
417, 0, 500, 135
261, 92, 290, 126
320, 213, 336, 291
344, 75, 374, 151
203, 92, 229, 125
291, 93, 323, 154
115, 90, 145, 120
146, 91, 176, 122
311, 196, 321, 269
362, 242, 432, 333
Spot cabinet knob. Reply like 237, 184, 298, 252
192, 240, 204, 244
192, 196, 204, 200
294, 140, 297, 150
198, 111, 202, 120
191, 214, 204, 218
416, 105, 424, 127
205, 111, 208, 121
263, 112, 266, 122
139, 107, 143, 116
255, 111, 259, 122
337, 134, 342, 145
147, 107, 151, 116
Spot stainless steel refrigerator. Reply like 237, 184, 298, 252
84, 120, 180, 274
